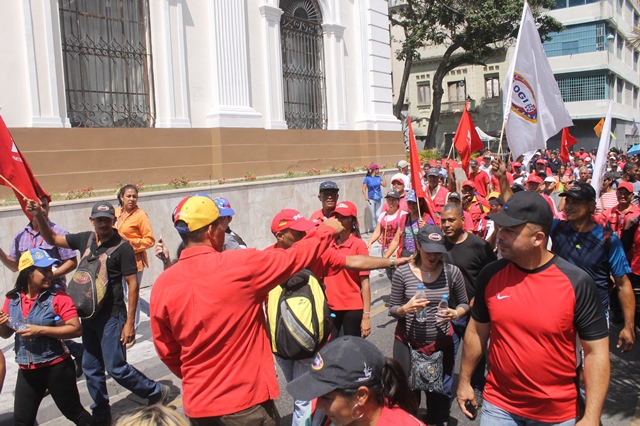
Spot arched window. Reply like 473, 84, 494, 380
280, 0, 327, 129
59, 0, 155, 127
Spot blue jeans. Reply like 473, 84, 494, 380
452, 314, 486, 391
367, 199, 382, 231
481, 400, 576, 426
81, 310, 161, 420
276, 356, 311, 426
122, 270, 144, 331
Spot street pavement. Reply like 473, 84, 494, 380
0, 240, 639, 425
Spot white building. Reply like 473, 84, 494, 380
0, 0, 402, 191
391, 0, 640, 153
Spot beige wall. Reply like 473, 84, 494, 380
7, 128, 403, 193
0, 172, 390, 295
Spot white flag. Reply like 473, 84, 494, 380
502, 1, 573, 159
591, 101, 613, 200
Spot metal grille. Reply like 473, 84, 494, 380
553, 0, 601, 9
556, 74, 607, 102
280, 0, 327, 130
543, 22, 606, 57
59, 0, 155, 128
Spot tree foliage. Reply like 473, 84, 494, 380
390, 0, 563, 147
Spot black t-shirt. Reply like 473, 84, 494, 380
444, 233, 497, 300
66, 230, 137, 317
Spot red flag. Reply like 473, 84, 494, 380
407, 116, 436, 223
453, 102, 483, 175
560, 127, 577, 164
0, 116, 49, 217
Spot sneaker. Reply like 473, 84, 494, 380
74, 353, 84, 378
149, 384, 171, 406
126, 338, 136, 350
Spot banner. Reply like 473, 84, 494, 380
594, 118, 604, 138
559, 127, 577, 164
0, 115, 49, 217
591, 101, 612, 200
502, 1, 573, 159
453, 101, 483, 175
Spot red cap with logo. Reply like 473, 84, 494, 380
270, 209, 316, 233
527, 174, 543, 184
331, 201, 358, 218
462, 180, 476, 189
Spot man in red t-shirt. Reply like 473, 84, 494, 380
457, 191, 609, 425
310, 181, 340, 223
468, 160, 490, 198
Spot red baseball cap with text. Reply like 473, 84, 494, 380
271, 209, 316, 233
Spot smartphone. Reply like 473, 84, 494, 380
465, 401, 478, 420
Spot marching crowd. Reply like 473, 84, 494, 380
0, 145, 636, 426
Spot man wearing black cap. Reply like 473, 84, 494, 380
493, 160, 636, 353
457, 191, 610, 425
310, 181, 340, 222
550, 183, 636, 352
27, 200, 170, 425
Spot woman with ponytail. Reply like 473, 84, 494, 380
0, 249, 92, 425
325, 201, 372, 338
287, 336, 425, 426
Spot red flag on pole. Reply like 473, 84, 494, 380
407, 116, 436, 224
453, 101, 484, 176
560, 127, 577, 164
0, 116, 49, 217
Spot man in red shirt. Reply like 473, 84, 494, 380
461, 180, 490, 237
425, 167, 449, 219
457, 191, 609, 425
595, 182, 639, 236
310, 181, 340, 222
468, 160, 490, 198
150, 195, 344, 424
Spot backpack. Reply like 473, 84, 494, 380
67, 233, 125, 319
267, 269, 331, 360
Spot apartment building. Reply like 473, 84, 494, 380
391, 0, 640, 153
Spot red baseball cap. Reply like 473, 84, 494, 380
513, 162, 522, 167
271, 209, 315, 233
537, 159, 548, 165
527, 175, 543, 184
617, 182, 634, 193
462, 180, 476, 189
331, 201, 358, 218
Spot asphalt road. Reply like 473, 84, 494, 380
0, 262, 638, 425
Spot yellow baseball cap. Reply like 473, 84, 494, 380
173, 194, 220, 234
18, 249, 60, 272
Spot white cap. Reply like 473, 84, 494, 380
543, 176, 557, 184
397, 160, 409, 168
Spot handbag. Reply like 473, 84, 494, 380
409, 348, 444, 393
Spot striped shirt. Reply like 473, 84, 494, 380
389, 263, 468, 343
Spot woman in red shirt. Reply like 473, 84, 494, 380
367, 191, 407, 281
325, 201, 371, 338
0, 249, 91, 425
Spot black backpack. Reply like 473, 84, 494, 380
266, 269, 331, 360
67, 233, 125, 319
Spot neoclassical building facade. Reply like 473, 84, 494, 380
0, 0, 402, 191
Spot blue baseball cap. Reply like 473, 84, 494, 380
406, 190, 417, 203
213, 197, 235, 217
18, 249, 60, 272
319, 181, 339, 192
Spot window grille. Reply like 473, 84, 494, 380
485, 76, 500, 98
554, 0, 606, 10
59, 0, 155, 128
556, 74, 607, 102
280, 0, 327, 130
543, 22, 606, 57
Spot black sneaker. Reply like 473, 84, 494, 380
148, 384, 171, 406
92, 415, 112, 426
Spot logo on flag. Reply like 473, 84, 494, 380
511, 73, 538, 123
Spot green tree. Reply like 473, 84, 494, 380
390, 0, 563, 147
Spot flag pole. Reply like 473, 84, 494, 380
499, 1, 528, 158
0, 173, 29, 200
447, 140, 455, 159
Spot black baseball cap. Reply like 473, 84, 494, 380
416, 225, 447, 254
488, 191, 553, 227
558, 182, 596, 202
90, 201, 116, 219
470, 160, 479, 167
385, 190, 401, 199
319, 181, 339, 192
287, 336, 385, 401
